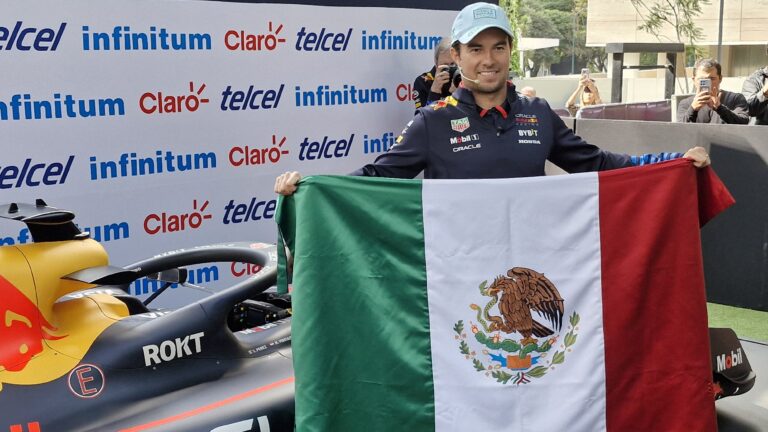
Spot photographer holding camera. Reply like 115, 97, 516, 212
412, 38, 460, 111
677, 58, 749, 124
565, 69, 602, 117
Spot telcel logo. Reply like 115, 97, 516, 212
221, 85, 284, 111
144, 199, 213, 235
225, 21, 286, 51
295, 27, 352, 51
0, 156, 74, 190
140, 81, 209, 114
716, 348, 744, 372
229, 135, 288, 167
299, 134, 353, 160
223, 198, 277, 224
0, 22, 66, 51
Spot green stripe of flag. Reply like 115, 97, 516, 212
278, 175, 436, 432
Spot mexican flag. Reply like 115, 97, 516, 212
276, 160, 733, 432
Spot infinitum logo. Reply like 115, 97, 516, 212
225, 21, 286, 52
294, 84, 386, 107
143, 200, 213, 235
229, 135, 288, 167
140, 82, 209, 115
81, 25, 211, 51
0, 93, 125, 121
361, 30, 441, 51
89, 149, 216, 181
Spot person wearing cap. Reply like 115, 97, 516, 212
274, 2, 709, 194
565, 77, 602, 117
412, 38, 459, 111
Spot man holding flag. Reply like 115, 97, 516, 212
275, 3, 728, 432
275, 2, 709, 194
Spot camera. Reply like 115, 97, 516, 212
442, 65, 459, 79
698, 78, 712, 93
581, 68, 590, 79
440, 65, 461, 93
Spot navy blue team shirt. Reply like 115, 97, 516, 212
352, 83, 680, 179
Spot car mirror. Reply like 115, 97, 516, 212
148, 268, 188, 284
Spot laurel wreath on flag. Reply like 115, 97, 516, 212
453, 311, 580, 385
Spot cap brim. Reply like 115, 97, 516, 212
455, 25, 514, 44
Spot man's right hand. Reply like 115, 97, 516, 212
430, 65, 452, 93
274, 171, 302, 196
690, 90, 711, 111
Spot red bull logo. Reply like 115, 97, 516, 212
0, 275, 65, 373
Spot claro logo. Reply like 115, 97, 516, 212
140, 81, 209, 114
229, 135, 288, 167
225, 21, 286, 52
144, 200, 212, 235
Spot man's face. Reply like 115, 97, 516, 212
693, 66, 720, 96
451, 28, 510, 96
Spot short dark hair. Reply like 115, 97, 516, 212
694, 58, 722, 78
451, 35, 513, 54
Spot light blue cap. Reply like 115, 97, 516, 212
451, 2, 514, 45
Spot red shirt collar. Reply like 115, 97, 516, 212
479, 104, 508, 119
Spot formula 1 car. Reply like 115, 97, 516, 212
0, 201, 293, 431
0, 201, 762, 432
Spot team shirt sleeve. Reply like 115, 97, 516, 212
349, 111, 429, 178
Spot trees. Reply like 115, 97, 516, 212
630, 0, 709, 50
515, 0, 607, 77
630, 0, 710, 91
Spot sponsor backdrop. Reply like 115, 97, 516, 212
0, 0, 464, 306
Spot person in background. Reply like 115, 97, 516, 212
565, 74, 602, 117
741, 44, 768, 125
519, 86, 536, 98
678, 58, 749, 124
412, 38, 458, 111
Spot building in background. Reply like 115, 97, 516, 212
586, 0, 766, 76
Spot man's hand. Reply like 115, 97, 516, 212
761, 81, 768, 97
274, 171, 302, 196
709, 91, 721, 110
691, 91, 711, 111
430, 65, 452, 93
683, 146, 711, 168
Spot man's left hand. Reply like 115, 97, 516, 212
683, 146, 711, 168
709, 92, 721, 110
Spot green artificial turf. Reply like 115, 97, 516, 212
707, 303, 768, 343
